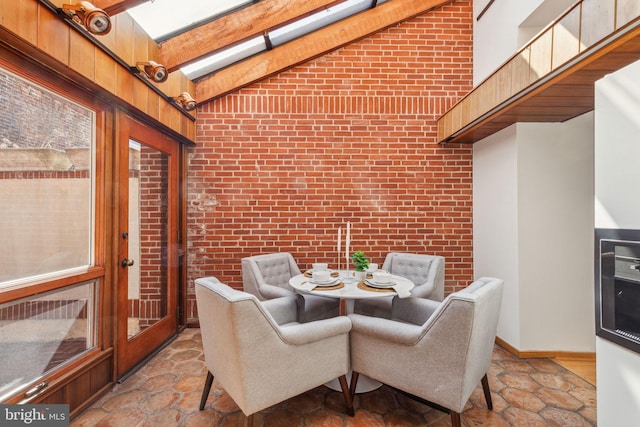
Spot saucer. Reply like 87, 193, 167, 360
311, 278, 340, 287
306, 270, 339, 277
365, 279, 395, 289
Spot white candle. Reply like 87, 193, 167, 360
345, 221, 350, 262
337, 226, 342, 262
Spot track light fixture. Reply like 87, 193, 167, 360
172, 92, 197, 111
62, 1, 111, 35
135, 61, 169, 83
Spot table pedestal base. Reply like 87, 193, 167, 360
324, 371, 381, 393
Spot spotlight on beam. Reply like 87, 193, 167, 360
61, 1, 111, 35
135, 61, 169, 83
172, 92, 197, 111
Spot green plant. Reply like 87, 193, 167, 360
350, 251, 370, 271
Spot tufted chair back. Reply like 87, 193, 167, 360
241, 252, 339, 322
382, 252, 445, 301
195, 276, 354, 423
349, 277, 504, 427
354, 252, 445, 318
241, 252, 301, 300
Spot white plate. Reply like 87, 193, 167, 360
365, 279, 395, 289
311, 278, 340, 287
307, 269, 339, 276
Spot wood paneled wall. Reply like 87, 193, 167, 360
437, 0, 640, 143
0, 0, 195, 141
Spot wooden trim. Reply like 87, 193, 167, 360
553, 351, 597, 362
115, 114, 181, 378
177, 144, 188, 328
495, 336, 519, 356
4, 347, 113, 404
36, 0, 195, 121
1, 0, 196, 142
186, 320, 201, 329
495, 336, 596, 361
0, 24, 196, 146
0, 268, 106, 304
437, 0, 640, 144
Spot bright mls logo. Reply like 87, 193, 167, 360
0, 405, 69, 426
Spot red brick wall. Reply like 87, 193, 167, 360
186, 1, 474, 322
137, 147, 168, 328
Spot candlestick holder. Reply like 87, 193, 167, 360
343, 257, 353, 283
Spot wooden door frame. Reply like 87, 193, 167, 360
115, 111, 181, 378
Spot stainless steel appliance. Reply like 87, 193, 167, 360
596, 228, 640, 353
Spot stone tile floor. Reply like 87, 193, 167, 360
72, 328, 596, 426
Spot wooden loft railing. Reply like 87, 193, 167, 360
437, 0, 640, 144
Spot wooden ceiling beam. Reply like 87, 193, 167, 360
195, 0, 454, 104
158, 0, 342, 72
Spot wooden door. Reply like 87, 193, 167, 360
116, 114, 179, 377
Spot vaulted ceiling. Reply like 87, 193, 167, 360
92, 0, 454, 105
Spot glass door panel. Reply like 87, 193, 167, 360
117, 116, 178, 377
127, 140, 169, 339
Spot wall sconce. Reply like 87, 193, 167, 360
135, 61, 169, 83
172, 92, 197, 111
61, 1, 111, 35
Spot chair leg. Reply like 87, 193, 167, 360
349, 371, 359, 402
338, 374, 355, 416
481, 373, 493, 410
199, 371, 214, 410
450, 411, 461, 427
243, 413, 255, 427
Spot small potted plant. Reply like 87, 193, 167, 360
350, 251, 370, 281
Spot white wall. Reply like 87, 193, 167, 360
473, 0, 576, 84
594, 58, 640, 426
596, 338, 640, 426
473, 125, 520, 346
517, 116, 595, 352
473, 0, 596, 355
517, 0, 577, 45
594, 61, 640, 229
473, 116, 595, 353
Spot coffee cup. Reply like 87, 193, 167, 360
312, 270, 331, 282
372, 271, 391, 283
312, 262, 328, 271
366, 263, 379, 272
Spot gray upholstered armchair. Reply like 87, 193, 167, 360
195, 277, 354, 426
353, 252, 445, 318
348, 277, 504, 427
241, 252, 339, 322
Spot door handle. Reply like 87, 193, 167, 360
121, 258, 135, 267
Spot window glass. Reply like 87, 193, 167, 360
0, 281, 98, 401
0, 66, 94, 288
128, 0, 252, 40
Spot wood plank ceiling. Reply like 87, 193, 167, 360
94, 0, 454, 106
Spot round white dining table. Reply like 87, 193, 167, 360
289, 270, 414, 313
289, 270, 415, 393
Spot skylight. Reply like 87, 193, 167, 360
127, 0, 386, 81
127, 0, 252, 40
181, 36, 267, 80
